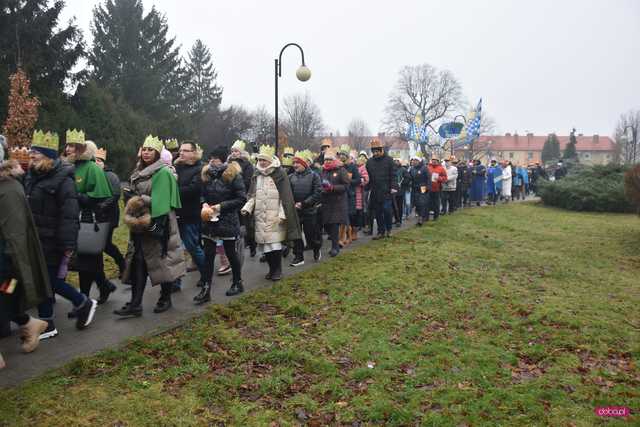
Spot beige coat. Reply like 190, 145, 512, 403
242, 158, 287, 244
123, 160, 185, 285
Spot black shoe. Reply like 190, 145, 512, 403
329, 248, 339, 257
67, 309, 77, 319
282, 246, 290, 258
416, 221, 423, 227
270, 255, 283, 281
259, 254, 267, 263
290, 257, 304, 267
313, 248, 321, 262
250, 246, 257, 258
113, 303, 142, 317
75, 298, 97, 330
194, 283, 211, 305
153, 297, 172, 314
196, 279, 205, 288
225, 280, 244, 296
97, 280, 117, 305
39, 320, 59, 341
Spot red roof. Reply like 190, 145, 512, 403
477, 134, 615, 152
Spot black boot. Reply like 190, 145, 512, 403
154, 284, 173, 313
265, 252, 275, 280
225, 280, 244, 296
97, 279, 117, 305
270, 251, 283, 281
193, 281, 212, 305
113, 302, 142, 317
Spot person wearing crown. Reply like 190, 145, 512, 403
366, 138, 398, 239
1, 136, 52, 368
229, 139, 256, 257
337, 144, 361, 247
117, 136, 185, 317
197, 145, 247, 302
241, 145, 300, 281
280, 146, 295, 176
288, 150, 322, 265
319, 148, 351, 257
64, 130, 117, 306
24, 131, 98, 339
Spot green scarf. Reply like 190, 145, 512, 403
74, 160, 113, 198
150, 166, 182, 218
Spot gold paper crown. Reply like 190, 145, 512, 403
96, 148, 107, 161
231, 139, 246, 151
294, 150, 314, 163
32, 130, 60, 151
164, 138, 179, 150
66, 129, 85, 145
258, 145, 276, 158
338, 144, 351, 155
143, 135, 164, 153
283, 147, 295, 156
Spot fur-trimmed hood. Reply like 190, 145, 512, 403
201, 161, 241, 184
0, 160, 23, 181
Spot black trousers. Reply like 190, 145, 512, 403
442, 191, 456, 214
294, 213, 321, 258
128, 238, 173, 308
324, 223, 340, 249
428, 192, 441, 221
393, 193, 404, 224
203, 238, 242, 284
104, 226, 125, 270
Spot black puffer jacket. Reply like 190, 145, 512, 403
175, 160, 203, 224
232, 157, 254, 197
201, 163, 247, 238
24, 160, 80, 267
289, 168, 322, 217
410, 163, 430, 207
457, 164, 471, 187
366, 155, 398, 203
104, 167, 121, 227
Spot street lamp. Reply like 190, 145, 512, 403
274, 43, 311, 155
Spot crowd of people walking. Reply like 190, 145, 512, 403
0, 132, 542, 369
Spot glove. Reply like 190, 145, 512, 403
322, 183, 334, 192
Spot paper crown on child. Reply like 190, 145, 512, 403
231, 139, 246, 151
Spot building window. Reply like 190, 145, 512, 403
582, 152, 591, 159
528, 152, 533, 160
509, 152, 514, 159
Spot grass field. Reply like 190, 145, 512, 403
2, 202, 639, 426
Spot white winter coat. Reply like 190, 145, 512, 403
241, 157, 286, 244
443, 165, 458, 191
502, 165, 512, 198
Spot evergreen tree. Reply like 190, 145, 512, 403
542, 133, 561, 164
0, 0, 84, 129
89, 0, 181, 119
563, 127, 578, 160
184, 40, 222, 117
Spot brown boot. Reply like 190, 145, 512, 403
338, 225, 346, 247
0, 352, 5, 369
20, 317, 48, 353
350, 226, 358, 241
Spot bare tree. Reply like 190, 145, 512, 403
383, 64, 464, 136
281, 92, 325, 150
245, 105, 274, 150
614, 110, 640, 164
347, 118, 372, 152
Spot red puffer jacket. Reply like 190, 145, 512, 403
427, 164, 448, 192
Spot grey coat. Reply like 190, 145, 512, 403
122, 161, 185, 285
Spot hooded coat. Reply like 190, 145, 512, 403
242, 157, 301, 245
122, 160, 185, 285
174, 159, 203, 224
201, 162, 247, 238
320, 161, 351, 225
0, 161, 52, 319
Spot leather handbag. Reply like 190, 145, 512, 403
76, 213, 110, 256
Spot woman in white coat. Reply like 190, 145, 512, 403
501, 161, 513, 202
241, 147, 301, 281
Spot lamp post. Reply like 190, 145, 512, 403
274, 43, 311, 155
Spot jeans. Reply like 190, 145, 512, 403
372, 199, 393, 234
179, 222, 206, 275
442, 191, 456, 214
404, 192, 412, 218
38, 266, 87, 320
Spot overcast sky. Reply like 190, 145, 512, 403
62, 0, 640, 137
